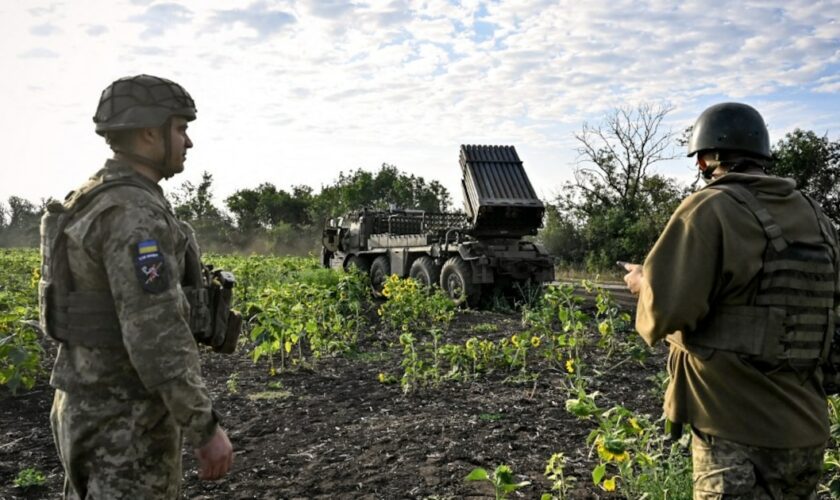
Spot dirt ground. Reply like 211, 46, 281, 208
0, 309, 667, 499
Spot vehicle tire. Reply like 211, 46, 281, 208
440, 256, 478, 306
320, 246, 333, 268
409, 256, 440, 290
344, 255, 369, 273
370, 256, 391, 298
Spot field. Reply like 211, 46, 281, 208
1, 249, 837, 499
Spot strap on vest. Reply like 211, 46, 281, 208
707, 183, 787, 252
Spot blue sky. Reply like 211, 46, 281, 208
1, 0, 839, 209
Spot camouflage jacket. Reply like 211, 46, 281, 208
48, 159, 217, 447
635, 172, 833, 448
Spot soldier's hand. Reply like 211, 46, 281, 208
622, 262, 644, 295
195, 426, 233, 480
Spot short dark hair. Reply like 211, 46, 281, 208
103, 129, 140, 152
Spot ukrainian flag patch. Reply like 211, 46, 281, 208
134, 239, 167, 293
138, 240, 159, 255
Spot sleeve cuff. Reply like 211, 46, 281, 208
191, 408, 221, 448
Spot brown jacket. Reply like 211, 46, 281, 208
636, 172, 833, 448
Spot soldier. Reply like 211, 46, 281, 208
623, 102, 837, 498
40, 74, 234, 499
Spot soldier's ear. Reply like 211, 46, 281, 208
138, 126, 161, 146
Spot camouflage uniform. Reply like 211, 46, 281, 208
48, 159, 217, 499
691, 429, 823, 499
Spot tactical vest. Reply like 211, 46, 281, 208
39, 176, 241, 353
676, 183, 839, 387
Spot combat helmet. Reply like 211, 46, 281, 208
93, 74, 196, 177
687, 102, 771, 159
93, 74, 196, 135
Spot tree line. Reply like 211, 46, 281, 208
2, 106, 838, 270
0, 164, 451, 255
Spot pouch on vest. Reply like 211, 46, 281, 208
182, 244, 242, 354
39, 201, 67, 342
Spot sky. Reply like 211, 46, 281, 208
1, 0, 839, 212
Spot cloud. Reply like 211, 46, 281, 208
28, 4, 59, 17
132, 46, 169, 56
85, 24, 108, 37
30, 23, 61, 36
18, 47, 59, 59
814, 74, 840, 93
373, 1, 413, 28
128, 3, 192, 38
304, 0, 358, 19
209, 2, 296, 38
4, 0, 840, 208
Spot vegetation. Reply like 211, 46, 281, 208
466, 464, 531, 499
767, 129, 840, 226
543, 104, 693, 269
12, 467, 46, 489
7, 249, 840, 497
0, 248, 42, 394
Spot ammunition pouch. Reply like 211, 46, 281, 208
184, 267, 242, 354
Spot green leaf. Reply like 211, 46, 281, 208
494, 464, 514, 484
592, 464, 607, 484
8, 346, 29, 364
466, 468, 489, 481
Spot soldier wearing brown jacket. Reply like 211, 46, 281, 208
624, 103, 838, 499
40, 75, 233, 499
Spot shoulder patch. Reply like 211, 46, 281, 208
134, 239, 168, 293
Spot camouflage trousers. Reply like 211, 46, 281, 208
51, 389, 183, 499
691, 429, 824, 500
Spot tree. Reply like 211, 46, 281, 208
552, 104, 690, 268
225, 183, 314, 230
0, 196, 42, 247
313, 163, 452, 219
171, 171, 222, 220
6, 196, 40, 230
169, 171, 237, 252
0, 201, 8, 229
768, 129, 840, 225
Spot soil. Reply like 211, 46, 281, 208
0, 308, 668, 500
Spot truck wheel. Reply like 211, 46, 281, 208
370, 256, 391, 298
409, 256, 440, 289
440, 256, 478, 306
321, 246, 333, 268
344, 255, 369, 273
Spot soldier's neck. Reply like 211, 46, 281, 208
113, 152, 163, 184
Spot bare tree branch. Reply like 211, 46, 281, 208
574, 103, 677, 211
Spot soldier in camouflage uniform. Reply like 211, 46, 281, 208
623, 103, 837, 499
41, 74, 233, 499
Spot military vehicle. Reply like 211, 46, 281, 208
321, 145, 554, 304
